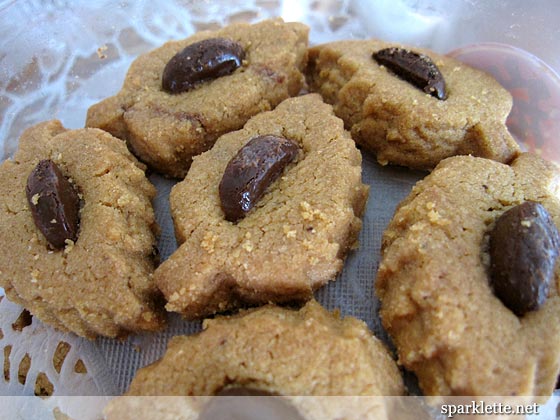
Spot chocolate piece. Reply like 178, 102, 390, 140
215, 387, 277, 396
373, 47, 447, 100
199, 387, 305, 420
162, 37, 245, 94
489, 201, 560, 316
26, 160, 80, 250
219, 135, 299, 222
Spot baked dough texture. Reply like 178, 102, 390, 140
125, 300, 404, 396
376, 153, 560, 398
154, 94, 369, 319
86, 18, 309, 178
0, 120, 165, 339
306, 40, 520, 170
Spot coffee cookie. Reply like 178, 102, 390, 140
376, 153, 560, 397
306, 40, 520, 170
154, 94, 369, 319
86, 18, 308, 178
124, 300, 404, 395
0, 120, 165, 339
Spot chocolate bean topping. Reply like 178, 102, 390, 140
26, 160, 80, 250
219, 135, 299, 222
489, 201, 560, 316
162, 37, 245, 94
199, 387, 305, 420
373, 47, 447, 100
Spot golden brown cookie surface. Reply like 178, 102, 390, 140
307, 40, 520, 170
376, 153, 560, 398
0, 120, 165, 339
86, 18, 309, 178
125, 300, 404, 396
154, 94, 369, 319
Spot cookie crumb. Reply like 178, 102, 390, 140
117, 194, 133, 207
63, 239, 75, 253
201, 232, 218, 254
470, 95, 482, 104
31, 194, 40, 205
410, 222, 425, 232
428, 209, 441, 223
300, 201, 326, 221
242, 241, 253, 252
97, 45, 108, 60
309, 256, 320, 265
283, 225, 296, 238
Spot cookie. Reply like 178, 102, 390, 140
376, 153, 560, 398
0, 120, 165, 339
306, 40, 520, 170
86, 18, 309, 178
123, 300, 404, 395
154, 93, 369, 319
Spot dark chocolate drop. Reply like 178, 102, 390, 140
162, 37, 245, 94
219, 135, 299, 222
489, 201, 559, 316
373, 47, 447, 100
26, 160, 80, 250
